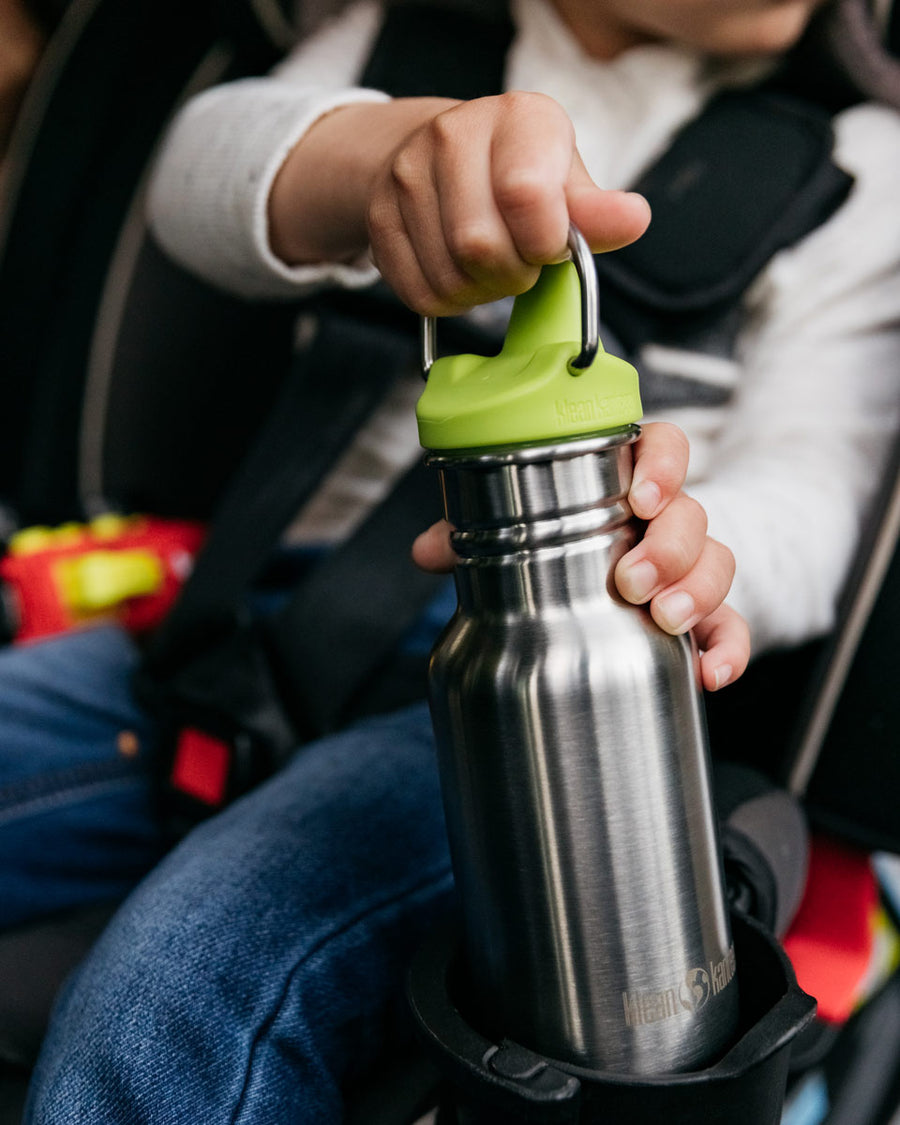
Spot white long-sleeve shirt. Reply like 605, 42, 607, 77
148, 0, 900, 656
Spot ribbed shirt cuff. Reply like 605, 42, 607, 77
148, 82, 389, 299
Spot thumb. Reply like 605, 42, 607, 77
567, 156, 651, 253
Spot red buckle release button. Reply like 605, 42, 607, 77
170, 727, 230, 806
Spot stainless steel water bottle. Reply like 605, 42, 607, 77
416, 228, 739, 1076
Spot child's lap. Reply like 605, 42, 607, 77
0, 622, 450, 938
24, 700, 454, 1124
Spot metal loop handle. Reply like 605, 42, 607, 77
421, 223, 600, 377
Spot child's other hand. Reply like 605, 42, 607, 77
613, 422, 748, 692
412, 422, 750, 692
366, 92, 650, 315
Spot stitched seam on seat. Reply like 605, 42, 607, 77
229, 862, 454, 1124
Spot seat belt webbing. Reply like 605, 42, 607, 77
144, 308, 415, 677
263, 458, 445, 735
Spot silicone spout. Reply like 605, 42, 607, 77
416, 258, 642, 452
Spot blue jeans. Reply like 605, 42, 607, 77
0, 626, 168, 928
0, 626, 453, 1123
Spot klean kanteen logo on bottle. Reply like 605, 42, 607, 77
622, 946, 737, 1028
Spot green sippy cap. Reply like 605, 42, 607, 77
416, 228, 642, 452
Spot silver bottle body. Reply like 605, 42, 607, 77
427, 428, 738, 1075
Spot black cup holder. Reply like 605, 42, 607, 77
408, 911, 816, 1124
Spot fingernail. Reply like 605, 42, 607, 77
618, 559, 658, 603
630, 479, 661, 518
655, 591, 696, 633
713, 664, 733, 691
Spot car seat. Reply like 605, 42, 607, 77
0, 0, 899, 1122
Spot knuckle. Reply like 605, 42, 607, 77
446, 221, 498, 271
428, 105, 464, 149
389, 147, 422, 195
670, 427, 691, 467
693, 572, 724, 615
651, 496, 707, 576
656, 420, 690, 456
656, 449, 689, 491
659, 529, 701, 578
499, 89, 567, 123
641, 423, 691, 489
692, 542, 737, 611
681, 494, 708, 537
365, 197, 392, 243
710, 538, 736, 584
425, 268, 482, 317
494, 166, 552, 218
497, 89, 540, 116
445, 230, 539, 297
666, 535, 696, 577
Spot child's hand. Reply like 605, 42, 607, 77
269, 94, 649, 311
365, 93, 650, 314
412, 422, 750, 693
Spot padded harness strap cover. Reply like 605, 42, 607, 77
597, 89, 853, 351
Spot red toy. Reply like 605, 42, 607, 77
0, 514, 205, 643
783, 833, 896, 1024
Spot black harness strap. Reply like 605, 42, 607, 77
596, 89, 853, 354
137, 300, 431, 828
263, 458, 444, 737
142, 305, 416, 680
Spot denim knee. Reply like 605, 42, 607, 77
26, 704, 454, 1124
